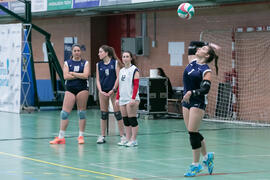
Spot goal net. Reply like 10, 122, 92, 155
201, 27, 270, 125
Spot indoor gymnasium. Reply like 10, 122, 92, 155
0, 0, 270, 179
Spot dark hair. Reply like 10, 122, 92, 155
100, 45, 120, 61
72, 43, 81, 50
157, 67, 167, 77
122, 51, 136, 65
206, 46, 219, 75
70, 43, 81, 59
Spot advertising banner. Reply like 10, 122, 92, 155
132, 0, 162, 2
9, 1, 25, 13
47, 0, 72, 11
0, 23, 22, 113
0, 2, 8, 15
99, 0, 131, 6
73, 0, 99, 9
32, 0, 47, 12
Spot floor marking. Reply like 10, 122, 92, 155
60, 173, 71, 176
89, 163, 170, 180
0, 151, 132, 180
133, 170, 270, 179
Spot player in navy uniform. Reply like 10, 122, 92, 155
50, 44, 90, 145
182, 41, 220, 177
116, 51, 140, 147
96, 45, 125, 144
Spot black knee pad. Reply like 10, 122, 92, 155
123, 117, 130, 126
101, 111, 109, 120
189, 132, 202, 150
114, 111, 122, 121
198, 132, 204, 141
129, 117, 138, 127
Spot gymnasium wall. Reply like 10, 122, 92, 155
32, 2, 270, 85
32, 16, 91, 79
30, 2, 270, 121
135, 2, 270, 87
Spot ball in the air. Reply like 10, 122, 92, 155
177, 3, 195, 20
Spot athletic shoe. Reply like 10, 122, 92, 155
78, 136, 85, 144
125, 140, 138, 147
49, 137, 65, 144
96, 136, 106, 144
203, 152, 214, 175
117, 136, 128, 146
184, 164, 203, 177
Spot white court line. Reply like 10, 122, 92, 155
93, 157, 192, 166
89, 163, 171, 180
51, 132, 99, 137
217, 154, 270, 158
203, 118, 270, 127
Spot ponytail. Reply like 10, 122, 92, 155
206, 46, 219, 75
100, 45, 120, 61
214, 55, 219, 75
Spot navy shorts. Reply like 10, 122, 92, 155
182, 100, 206, 110
67, 87, 89, 96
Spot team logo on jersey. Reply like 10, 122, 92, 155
74, 66, 80, 72
121, 75, 126, 81
105, 69, 109, 76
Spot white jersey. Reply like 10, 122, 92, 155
119, 65, 140, 106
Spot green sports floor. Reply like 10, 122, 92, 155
0, 109, 270, 180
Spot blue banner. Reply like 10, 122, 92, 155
73, 0, 99, 8
21, 29, 35, 106
0, 2, 8, 15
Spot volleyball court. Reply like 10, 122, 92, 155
1, 1, 270, 180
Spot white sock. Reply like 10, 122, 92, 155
58, 130, 65, 139
192, 162, 199, 166
203, 154, 208, 161
79, 131, 84, 137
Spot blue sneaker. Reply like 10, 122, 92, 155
184, 164, 203, 177
203, 152, 214, 175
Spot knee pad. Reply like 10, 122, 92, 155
60, 110, 69, 120
78, 110, 86, 120
189, 132, 202, 149
123, 117, 130, 126
114, 111, 122, 121
129, 117, 138, 127
101, 111, 109, 120
198, 132, 204, 141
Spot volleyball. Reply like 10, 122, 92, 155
177, 3, 195, 20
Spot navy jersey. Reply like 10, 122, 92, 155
98, 59, 117, 92
65, 59, 89, 89
183, 60, 211, 103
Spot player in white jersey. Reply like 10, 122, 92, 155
116, 51, 140, 147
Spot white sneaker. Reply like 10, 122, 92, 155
117, 136, 128, 146
125, 140, 138, 147
96, 136, 106, 144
